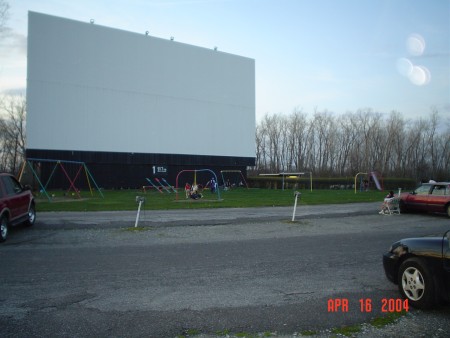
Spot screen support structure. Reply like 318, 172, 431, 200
18, 158, 104, 202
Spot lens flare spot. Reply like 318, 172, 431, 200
396, 57, 413, 77
407, 33, 426, 56
409, 65, 431, 86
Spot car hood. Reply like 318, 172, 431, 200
391, 236, 444, 259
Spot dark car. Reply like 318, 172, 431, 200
399, 182, 450, 217
0, 173, 36, 242
383, 230, 450, 309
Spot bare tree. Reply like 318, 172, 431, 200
0, 0, 9, 32
0, 94, 27, 174
335, 113, 357, 175
254, 123, 270, 173
289, 109, 308, 171
255, 108, 448, 181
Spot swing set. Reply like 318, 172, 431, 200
220, 170, 248, 189
175, 169, 221, 200
19, 158, 104, 202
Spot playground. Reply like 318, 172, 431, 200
34, 187, 388, 212
19, 161, 399, 213
142, 169, 250, 202
18, 158, 104, 202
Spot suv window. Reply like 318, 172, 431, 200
431, 185, 447, 196
0, 176, 22, 195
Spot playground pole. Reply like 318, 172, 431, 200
83, 165, 104, 198
155, 178, 171, 193
18, 161, 26, 181
162, 178, 177, 193
58, 162, 81, 198
354, 172, 367, 194
26, 160, 52, 201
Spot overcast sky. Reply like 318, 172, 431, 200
1, 0, 449, 121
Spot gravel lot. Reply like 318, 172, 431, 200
3, 202, 449, 337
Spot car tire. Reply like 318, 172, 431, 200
398, 257, 435, 309
25, 203, 36, 226
399, 200, 407, 213
0, 216, 8, 242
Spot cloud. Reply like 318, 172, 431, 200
1, 87, 26, 96
0, 28, 27, 57
0, 28, 27, 93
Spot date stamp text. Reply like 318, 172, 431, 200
327, 298, 409, 313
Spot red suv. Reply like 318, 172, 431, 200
399, 182, 450, 217
0, 173, 36, 242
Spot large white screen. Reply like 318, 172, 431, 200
26, 12, 255, 158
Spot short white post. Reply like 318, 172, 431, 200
292, 191, 301, 222
135, 196, 145, 227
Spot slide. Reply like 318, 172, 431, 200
370, 172, 382, 190
146, 178, 163, 194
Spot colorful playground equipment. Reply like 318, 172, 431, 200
144, 177, 176, 193
145, 178, 163, 193
18, 158, 103, 201
175, 169, 221, 200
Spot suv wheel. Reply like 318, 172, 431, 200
0, 216, 8, 242
25, 203, 36, 226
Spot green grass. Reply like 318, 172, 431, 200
369, 311, 406, 327
35, 188, 387, 212
300, 330, 319, 336
331, 324, 362, 336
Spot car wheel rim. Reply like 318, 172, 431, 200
1, 223, 7, 239
401, 267, 425, 301
29, 209, 36, 223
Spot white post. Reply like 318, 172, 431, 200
135, 196, 145, 227
292, 191, 301, 222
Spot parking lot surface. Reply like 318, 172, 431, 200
1, 202, 449, 337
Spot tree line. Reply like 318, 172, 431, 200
0, 2, 24, 174
253, 108, 449, 181
1, 95, 449, 182
0, 95, 26, 174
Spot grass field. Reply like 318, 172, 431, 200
35, 188, 388, 212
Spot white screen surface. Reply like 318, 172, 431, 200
26, 12, 255, 158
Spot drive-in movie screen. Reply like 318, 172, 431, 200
0, 0, 449, 337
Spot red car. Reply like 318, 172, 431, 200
399, 182, 450, 217
0, 173, 36, 242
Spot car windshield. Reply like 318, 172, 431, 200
414, 184, 431, 195
0, 176, 22, 195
